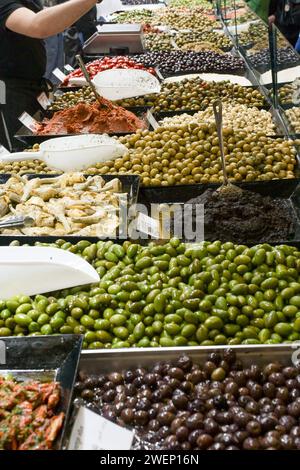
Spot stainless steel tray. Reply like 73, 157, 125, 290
0, 335, 83, 449
79, 344, 300, 373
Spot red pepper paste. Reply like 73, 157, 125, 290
36, 100, 146, 135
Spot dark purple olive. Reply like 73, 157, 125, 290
121, 408, 134, 424
197, 433, 214, 449
186, 413, 204, 431
176, 355, 193, 371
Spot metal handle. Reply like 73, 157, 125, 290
213, 100, 228, 186
75, 55, 107, 108
0, 216, 34, 230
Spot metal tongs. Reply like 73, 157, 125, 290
213, 100, 242, 194
0, 216, 34, 230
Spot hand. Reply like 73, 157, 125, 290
268, 14, 276, 24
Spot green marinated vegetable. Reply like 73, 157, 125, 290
2, 239, 300, 349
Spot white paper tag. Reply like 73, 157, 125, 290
0, 144, 10, 156
155, 67, 164, 81
136, 212, 160, 238
68, 407, 134, 450
171, 38, 180, 50
64, 64, 74, 73
18, 112, 38, 132
52, 68, 67, 83
37, 92, 51, 110
147, 110, 159, 130
292, 78, 300, 105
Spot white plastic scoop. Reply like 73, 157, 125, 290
0, 134, 127, 172
0, 246, 100, 299
93, 69, 161, 101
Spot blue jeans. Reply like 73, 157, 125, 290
296, 35, 300, 53
44, 34, 64, 84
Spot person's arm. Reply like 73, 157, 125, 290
5, 0, 98, 39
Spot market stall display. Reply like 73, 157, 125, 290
185, 188, 295, 243
228, 10, 257, 24
113, 126, 296, 186
121, 0, 162, 4
116, 78, 266, 111
61, 57, 156, 87
168, 0, 214, 7
286, 108, 300, 133
49, 88, 96, 111
76, 349, 300, 450
0, 335, 82, 450
132, 51, 245, 76
152, 8, 218, 30
2, 0, 300, 452
6, 125, 297, 185
1, 239, 300, 348
0, 152, 58, 175
0, 173, 127, 237
275, 84, 298, 106
35, 102, 146, 136
111, 9, 155, 24
50, 79, 266, 113
158, 104, 277, 135
180, 42, 225, 54
0, 376, 64, 450
144, 33, 176, 52
92, 68, 161, 101
174, 31, 232, 51
0, 246, 100, 298
248, 48, 300, 73
111, 7, 218, 31
2, 135, 128, 173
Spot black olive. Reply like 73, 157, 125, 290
157, 411, 175, 425
124, 370, 136, 383
169, 367, 185, 381
172, 391, 188, 409
136, 398, 152, 411
197, 433, 214, 449
213, 395, 229, 410
176, 426, 189, 442
108, 372, 124, 385
81, 389, 94, 400
121, 408, 134, 424
102, 389, 116, 403
184, 412, 203, 431
176, 355, 193, 371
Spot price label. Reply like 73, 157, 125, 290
64, 64, 74, 73
292, 78, 300, 105
0, 339, 6, 365
52, 68, 67, 83
68, 406, 134, 450
0, 144, 10, 156
171, 38, 180, 50
155, 67, 164, 81
136, 212, 160, 238
147, 110, 159, 130
18, 112, 38, 132
37, 92, 51, 110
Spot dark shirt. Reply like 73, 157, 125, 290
74, 6, 97, 42
270, 0, 300, 24
0, 0, 46, 81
